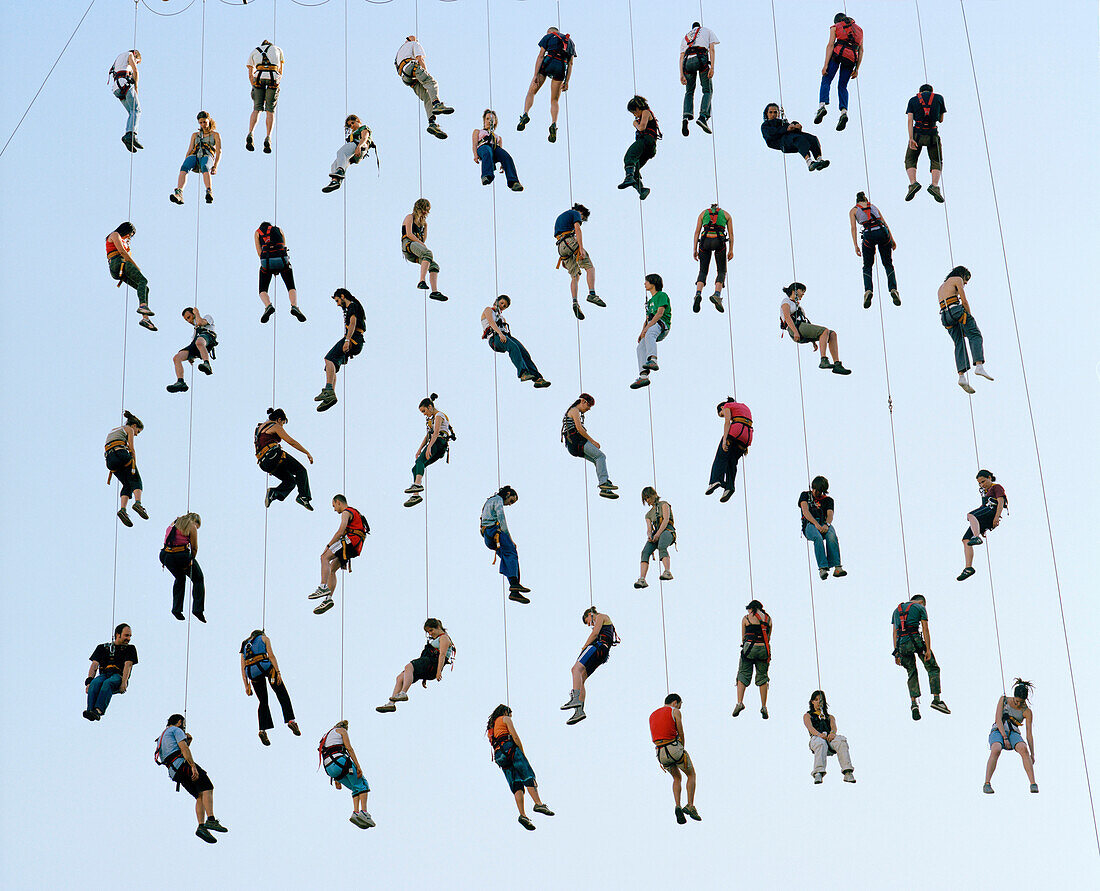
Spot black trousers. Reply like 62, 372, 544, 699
252, 671, 295, 731
260, 450, 312, 502
697, 236, 728, 285
780, 131, 822, 158
160, 549, 205, 615
709, 437, 746, 489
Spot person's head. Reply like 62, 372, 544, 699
167, 713, 186, 729
332, 287, 353, 307
1012, 678, 1033, 702
809, 690, 829, 713
627, 95, 649, 115
182, 307, 198, 324
345, 114, 360, 129
834, 13, 850, 24
424, 618, 445, 637
855, 191, 868, 204
419, 392, 439, 415
644, 273, 663, 294
406, 35, 416, 43
746, 599, 764, 613
811, 475, 829, 496
691, 21, 701, 29
258, 221, 273, 235
267, 407, 287, 424
174, 512, 201, 536
497, 485, 518, 506
122, 410, 143, 433
332, 494, 348, 512
114, 623, 132, 643
911, 594, 927, 605
573, 392, 595, 412
783, 282, 807, 300
946, 265, 971, 283
919, 83, 934, 94
665, 692, 682, 707
976, 469, 996, 489
763, 103, 780, 120
572, 203, 590, 221
582, 606, 598, 625
130, 50, 141, 63
495, 294, 511, 311
413, 198, 431, 222
336, 719, 349, 730
261, 39, 273, 46
547, 26, 559, 35
487, 703, 512, 732
716, 397, 735, 416
641, 486, 659, 506
482, 109, 498, 129
115, 221, 136, 238
197, 111, 215, 131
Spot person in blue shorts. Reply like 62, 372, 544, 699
518, 27, 576, 143
561, 607, 618, 726
984, 679, 1038, 794
486, 705, 555, 830
319, 720, 376, 828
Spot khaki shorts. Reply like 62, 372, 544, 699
403, 239, 439, 273
655, 741, 693, 772
796, 322, 827, 343
251, 85, 279, 113
557, 234, 593, 278
736, 644, 770, 686
904, 132, 942, 171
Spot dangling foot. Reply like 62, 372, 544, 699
819, 568, 829, 580
927, 184, 945, 203
290, 306, 307, 322
246, 133, 255, 152
675, 806, 687, 824
429, 291, 448, 302
983, 782, 994, 794
510, 581, 532, 594
404, 494, 424, 508
905, 182, 921, 201
810, 158, 830, 171
518, 815, 536, 831
417, 281, 429, 290
532, 377, 551, 388
681, 119, 690, 137
375, 702, 396, 713
322, 176, 342, 194
814, 105, 827, 124
705, 482, 722, 495
263, 137, 272, 154
560, 690, 582, 710
831, 361, 851, 375
832, 566, 847, 578
760, 706, 769, 720
586, 292, 606, 307
172, 609, 185, 621
508, 590, 531, 604
316, 390, 338, 412
166, 379, 189, 393
426, 121, 448, 140
731, 702, 745, 717
693, 292, 702, 313
532, 803, 554, 816
138, 316, 158, 331
957, 567, 976, 581
819, 356, 833, 370
566, 705, 586, 725
1030, 783, 1039, 793
169, 189, 184, 205
973, 364, 994, 381
912, 703, 922, 721
259, 730, 270, 746
659, 570, 673, 581
260, 305, 275, 324
390, 692, 409, 702
312, 597, 334, 615
891, 289, 901, 306
843, 770, 857, 783
813, 773, 824, 785
432, 100, 454, 115
617, 168, 638, 190
193, 611, 206, 624
308, 585, 332, 601
572, 299, 585, 321
633, 578, 648, 589
296, 495, 313, 511
710, 292, 724, 312
836, 111, 848, 131
129, 134, 143, 150
509, 182, 524, 192
122, 132, 138, 153
958, 376, 976, 394
265, 489, 278, 508
288, 721, 301, 736
83, 709, 98, 721
548, 123, 557, 143
638, 185, 651, 200
629, 374, 651, 389
205, 189, 213, 205
516, 112, 529, 131
966, 536, 984, 546
481, 174, 493, 186
864, 290, 874, 309
197, 361, 212, 375
696, 118, 712, 134
682, 805, 701, 821
404, 484, 425, 494
720, 488, 735, 503
597, 483, 619, 499
931, 698, 951, 714
203, 817, 228, 833
642, 357, 659, 371
131, 501, 148, 520
195, 826, 217, 844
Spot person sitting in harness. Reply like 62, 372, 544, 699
482, 295, 550, 388
401, 199, 446, 301
958, 469, 1006, 581
814, 13, 863, 131
155, 714, 227, 843
240, 630, 300, 745
803, 690, 856, 785
649, 693, 701, 824
619, 95, 661, 200
487, 705, 555, 830
315, 288, 365, 412
256, 221, 305, 324
561, 607, 618, 725
905, 84, 947, 202
319, 720, 375, 828
799, 475, 848, 580
630, 273, 672, 390
109, 49, 142, 152
106, 222, 155, 330
83, 623, 138, 721
518, 27, 576, 143
322, 115, 375, 194
761, 103, 830, 172
635, 486, 675, 588
170, 111, 221, 205
849, 191, 899, 309
692, 204, 733, 312
376, 619, 455, 712
562, 393, 618, 498
679, 22, 719, 136
983, 678, 1038, 794
481, 485, 532, 603
404, 394, 454, 507
780, 283, 852, 375
472, 109, 523, 191
246, 39, 283, 154
937, 265, 992, 394
309, 494, 370, 615
256, 407, 314, 511
166, 307, 216, 393
892, 595, 951, 721
707, 396, 752, 502
732, 600, 772, 718
394, 35, 454, 140
554, 204, 602, 320
105, 410, 147, 527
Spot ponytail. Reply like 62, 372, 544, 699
122, 410, 144, 431
267, 407, 287, 423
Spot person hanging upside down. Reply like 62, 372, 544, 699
166, 307, 217, 393
481, 486, 532, 603
905, 84, 946, 202
169, 111, 220, 205
404, 394, 454, 507
799, 476, 847, 579
554, 203, 602, 320
707, 396, 752, 502
780, 283, 851, 374
319, 721, 376, 828
630, 274, 672, 390
562, 607, 618, 725
482, 295, 550, 388
315, 288, 365, 412
255, 407, 314, 510
561, 393, 618, 499
984, 678, 1038, 794
106, 222, 155, 330
322, 115, 375, 194
245, 39, 283, 154
402, 199, 446, 301
109, 49, 142, 151
761, 103, 830, 171
518, 26, 575, 142
155, 714, 228, 843
850, 191, 899, 308
376, 619, 455, 712
240, 630, 299, 745
679, 22, 718, 136
160, 512, 205, 623
938, 266, 992, 394
692, 204, 733, 312
958, 469, 1006, 582
732, 600, 771, 719
472, 110, 523, 190
395, 35, 454, 139
83, 623, 138, 722
310, 494, 369, 615
635, 487, 675, 588
650, 693, 701, 824
619, 95, 661, 200
255, 221, 305, 323
814, 13, 862, 132
487, 705, 555, 830
804, 690, 856, 785
105, 410, 147, 527
892, 595, 951, 720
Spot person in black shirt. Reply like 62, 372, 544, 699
618, 96, 660, 200
905, 84, 946, 202
316, 289, 364, 412
255, 222, 305, 324
799, 476, 847, 580
761, 103, 830, 172
84, 624, 138, 721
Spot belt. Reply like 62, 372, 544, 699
243, 654, 269, 667
730, 416, 752, 426
555, 231, 574, 242
163, 545, 189, 553
939, 297, 961, 310
256, 443, 280, 463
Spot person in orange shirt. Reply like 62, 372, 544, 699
486, 705, 555, 830
649, 693, 700, 824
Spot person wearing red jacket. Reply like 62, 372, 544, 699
814, 13, 863, 131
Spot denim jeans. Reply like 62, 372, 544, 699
477, 144, 519, 186
483, 525, 519, 580
803, 522, 841, 569
582, 441, 609, 485
942, 306, 984, 373
87, 673, 122, 714
114, 87, 141, 133
819, 57, 854, 109
488, 332, 540, 379
682, 53, 712, 120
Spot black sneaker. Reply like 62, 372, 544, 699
617, 170, 637, 190
836, 111, 848, 131
296, 495, 314, 511
696, 118, 712, 134
122, 133, 137, 153
811, 159, 830, 172
481, 174, 493, 186
518, 815, 536, 831
818, 357, 833, 370
169, 189, 184, 205
432, 101, 454, 115
516, 112, 529, 131
429, 291, 448, 302
195, 826, 217, 843
263, 137, 272, 154
203, 818, 228, 833
322, 178, 342, 193
681, 119, 690, 137
548, 123, 557, 143
130, 134, 144, 150
508, 591, 531, 604
417, 281, 429, 290
290, 306, 307, 322
931, 699, 952, 714
831, 361, 852, 375
693, 293, 702, 313
260, 305, 275, 324
638, 186, 651, 200
675, 807, 687, 824
317, 393, 338, 412
132, 502, 148, 520
205, 190, 213, 204
814, 106, 827, 124
166, 380, 189, 393
905, 182, 921, 201
246, 134, 255, 151
720, 488, 735, 503
198, 361, 212, 375
586, 293, 606, 307
572, 300, 585, 321
927, 184, 945, 203
891, 290, 901, 306
864, 290, 874, 308
532, 378, 551, 388
912, 704, 922, 721
83, 709, 98, 721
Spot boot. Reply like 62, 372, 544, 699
905, 181, 921, 201
710, 292, 724, 312
516, 112, 529, 131
166, 379, 189, 393
246, 133, 255, 152
426, 121, 448, 140
617, 166, 638, 190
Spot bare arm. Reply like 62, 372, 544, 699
692, 210, 704, 251
532, 47, 546, 78
827, 715, 837, 741
435, 633, 452, 680
569, 407, 597, 447
993, 696, 1008, 739
853, 43, 863, 75
572, 221, 585, 254
503, 716, 523, 751
849, 207, 860, 252
709, 44, 716, 76
633, 109, 652, 133
800, 497, 820, 529
992, 495, 1004, 526
188, 527, 198, 558
673, 708, 686, 747
110, 232, 136, 264
822, 28, 836, 72
87, 659, 99, 682
177, 738, 200, 778
1025, 709, 1035, 760
907, 112, 916, 147
327, 511, 351, 548
254, 230, 262, 259
920, 618, 932, 658
275, 425, 313, 463
129, 52, 140, 86
426, 414, 443, 451
782, 304, 801, 341
482, 307, 505, 339
957, 280, 971, 313
679, 51, 686, 82
241, 652, 251, 693
471, 130, 480, 160
653, 502, 670, 538
264, 635, 282, 682
823, 507, 833, 530
211, 132, 222, 171
338, 727, 363, 773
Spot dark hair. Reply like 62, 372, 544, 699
811, 475, 829, 493
258, 221, 272, 233
122, 410, 144, 431
834, 13, 849, 24
419, 393, 439, 409
572, 392, 595, 411
267, 407, 287, 423
572, 203, 590, 219
946, 266, 971, 282
641, 486, 658, 504
855, 191, 868, 203
114, 623, 130, 636
249, 629, 264, 639
1012, 678, 1033, 702
911, 594, 927, 604
333, 287, 353, 302
496, 294, 511, 307
114, 221, 136, 238
692, 21, 700, 28
763, 102, 780, 120
746, 599, 764, 612
424, 618, 446, 633
582, 606, 597, 622
665, 692, 682, 706
181, 307, 196, 318
782, 282, 807, 296
976, 469, 996, 482
627, 95, 649, 113
167, 713, 185, 727
645, 273, 664, 292
919, 83, 934, 93
497, 485, 517, 501
333, 493, 348, 505
808, 690, 829, 715
716, 396, 735, 414
486, 704, 512, 733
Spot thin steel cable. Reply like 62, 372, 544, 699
958, 0, 1098, 854
339, 0, 349, 721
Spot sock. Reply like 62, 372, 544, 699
818, 102, 826, 108
588, 289, 596, 296
806, 157, 814, 168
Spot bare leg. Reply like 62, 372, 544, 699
571, 664, 587, 703
968, 513, 982, 537
523, 75, 544, 116
419, 258, 429, 286
638, 561, 649, 581
670, 766, 682, 807
265, 111, 275, 138
685, 767, 696, 806
760, 682, 769, 708
585, 267, 596, 292
660, 555, 671, 574
354, 791, 368, 814
985, 744, 1002, 783
549, 79, 563, 124
569, 275, 579, 300
248, 110, 259, 135
931, 167, 942, 186
428, 270, 438, 291
325, 359, 337, 387
817, 330, 830, 355
906, 166, 917, 185
735, 680, 746, 705
1015, 743, 1036, 783
196, 340, 210, 362
528, 785, 544, 807
176, 170, 187, 190
173, 349, 188, 378
260, 289, 272, 308
201, 171, 212, 190
828, 331, 840, 362
513, 789, 527, 817
963, 540, 975, 569
391, 665, 415, 699
288, 287, 298, 308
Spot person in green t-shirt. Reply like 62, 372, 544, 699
692, 204, 734, 313
631, 274, 671, 389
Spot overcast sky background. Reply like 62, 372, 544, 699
1, 0, 1098, 887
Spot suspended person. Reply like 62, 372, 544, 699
799, 476, 848, 580
692, 204, 733, 313
487, 705, 555, 830
780, 283, 852, 375
240, 630, 300, 745
109, 49, 142, 152
169, 111, 221, 205
394, 35, 454, 140
482, 295, 550, 388
804, 691, 856, 785
321, 115, 375, 194
106, 222, 155, 331
984, 678, 1038, 794
618, 96, 661, 200
707, 396, 752, 503
471, 110, 523, 191
561, 393, 618, 499
554, 203, 602, 320
679, 21, 719, 136
561, 606, 618, 725
255, 407, 314, 511
634, 486, 675, 588
256, 221, 305, 323
309, 494, 370, 616
165, 307, 217, 394
245, 39, 283, 154
83, 624, 138, 722
892, 595, 951, 721
404, 394, 454, 507
517, 26, 576, 143
375, 619, 455, 713
401, 199, 447, 301
957, 469, 1007, 582
649, 693, 701, 824
731, 600, 771, 719
315, 288, 365, 412
481, 486, 532, 604
905, 84, 946, 202
319, 721, 376, 828
105, 411, 147, 527
938, 266, 993, 394
155, 714, 228, 843
814, 13, 862, 132
630, 274, 672, 390
160, 512, 205, 623
849, 191, 900, 308
761, 103, 830, 172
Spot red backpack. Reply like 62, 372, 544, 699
833, 19, 863, 64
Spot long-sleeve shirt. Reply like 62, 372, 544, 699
480, 495, 508, 534
760, 117, 789, 149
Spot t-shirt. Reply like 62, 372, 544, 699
111, 52, 133, 77
982, 484, 1006, 511
799, 490, 834, 525
906, 91, 946, 132
780, 296, 809, 330
539, 31, 577, 59
195, 313, 215, 336
892, 601, 928, 633
158, 726, 187, 763
646, 290, 672, 330
343, 298, 366, 338
555, 209, 582, 237
89, 642, 139, 675
395, 40, 425, 67
681, 25, 719, 53
248, 43, 284, 84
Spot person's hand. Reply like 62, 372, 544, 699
342, 341, 350, 353
909, 138, 918, 150
790, 122, 802, 131
693, 249, 699, 260
895, 656, 902, 666
272, 670, 280, 686
727, 248, 734, 261
827, 732, 835, 741
992, 518, 1000, 528
334, 781, 343, 790
119, 680, 128, 694
305, 452, 314, 465
854, 245, 861, 257
436, 674, 443, 682
579, 250, 588, 261
1002, 734, 1010, 747
353, 149, 362, 161
245, 682, 253, 697
211, 166, 218, 175
499, 335, 507, 344
851, 68, 859, 80
421, 680, 428, 688
473, 156, 479, 164
790, 329, 801, 343
590, 439, 601, 449
890, 240, 897, 250
922, 649, 933, 663
721, 439, 729, 452
190, 765, 199, 780
821, 66, 828, 76
637, 331, 645, 343
680, 74, 687, 85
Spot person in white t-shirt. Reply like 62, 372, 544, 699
679, 22, 718, 136
395, 36, 454, 140
246, 40, 283, 153
167, 307, 217, 393
110, 49, 142, 151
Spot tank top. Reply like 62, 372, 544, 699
345, 124, 371, 145
111, 52, 133, 79
855, 203, 885, 230
403, 218, 427, 242
163, 524, 190, 551
562, 407, 584, 440
321, 727, 345, 756
649, 705, 678, 744
807, 709, 831, 735
700, 207, 729, 239
426, 411, 452, 439
476, 128, 499, 148
257, 225, 288, 260
483, 307, 510, 337
488, 716, 511, 748
597, 622, 616, 648
343, 507, 367, 546
105, 426, 130, 449
242, 633, 272, 677
646, 501, 675, 535
254, 422, 282, 461
641, 112, 661, 139
743, 611, 771, 644
106, 234, 128, 260
193, 129, 216, 158
1001, 698, 1026, 729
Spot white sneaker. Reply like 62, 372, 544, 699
308, 585, 331, 600
958, 377, 976, 394
973, 365, 994, 381
705, 482, 722, 495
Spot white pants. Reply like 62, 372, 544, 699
331, 143, 358, 177
636, 322, 666, 373
809, 734, 853, 777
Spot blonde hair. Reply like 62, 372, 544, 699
413, 198, 431, 225
173, 512, 202, 536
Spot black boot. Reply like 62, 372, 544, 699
617, 167, 637, 190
